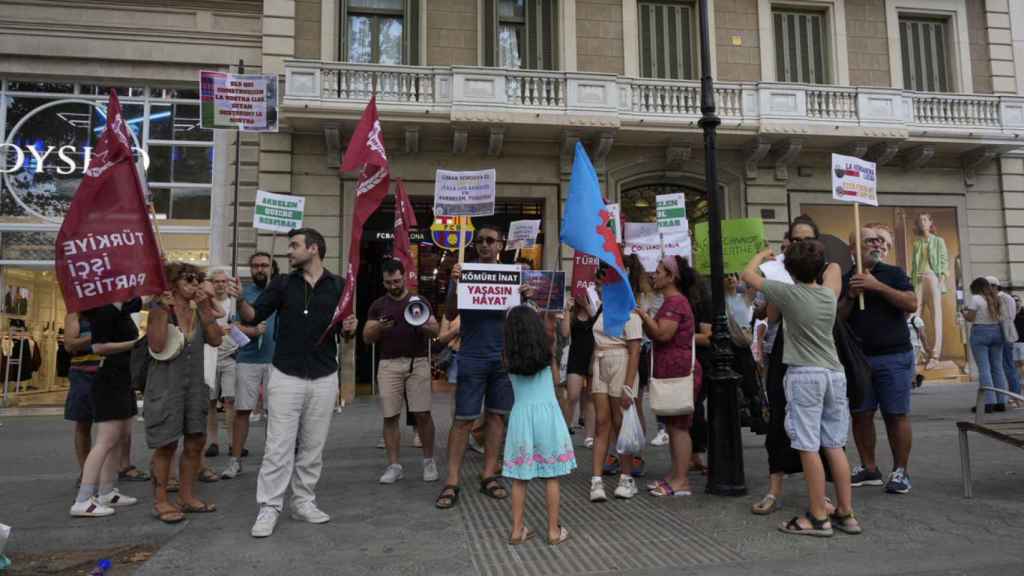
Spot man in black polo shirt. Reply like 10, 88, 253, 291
234, 228, 357, 538
840, 225, 918, 495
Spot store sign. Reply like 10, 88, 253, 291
457, 263, 521, 310
1, 99, 148, 223
372, 230, 427, 242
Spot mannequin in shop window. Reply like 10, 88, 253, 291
911, 213, 950, 371
1, 319, 41, 386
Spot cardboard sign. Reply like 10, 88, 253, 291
661, 232, 693, 264
434, 169, 497, 217
199, 71, 279, 132
571, 251, 599, 300
694, 218, 765, 274
656, 193, 688, 234
624, 222, 661, 272
254, 190, 304, 233
507, 219, 542, 250
831, 153, 878, 206
457, 263, 521, 310
523, 271, 565, 311
605, 203, 622, 243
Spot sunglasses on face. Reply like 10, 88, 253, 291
475, 236, 499, 246
180, 273, 202, 284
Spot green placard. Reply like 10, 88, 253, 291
694, 218, 765, 274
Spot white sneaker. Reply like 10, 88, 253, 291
291, 502, 331, 524
70, 496, 115, 517
97, 489, 137, 507
650, 429, 670, 447
423, 459, 439, 483
614, 475, 638, 499
583, 437, 594, 449
379, 463, 404, 484
589, 477, 607, 502
413, 433, 422, 448
221, 458, 242, 479
251, 506, 279, 537
376, 436, 386, 449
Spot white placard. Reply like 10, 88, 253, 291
585, 285, 602, 317
253, 190, 304, 233
606, 203, 622, 243
506, 219, 542, 250
229, 324, 251, 348
831, 153, 878, 207
661, 232, 692, 263
759, 257, 794, 285
624, 223, 661, 272
656, 193, 688, 234
457, 263, 522, 310
434, 169, 497, 217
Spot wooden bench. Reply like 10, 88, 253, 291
957, 386, 1024, 498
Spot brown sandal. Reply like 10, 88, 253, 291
179, 500, 217, 513
153, 503, 185, 524
508, 526, 534, 545
198, 467, 220, 483
548, 526, 570, 546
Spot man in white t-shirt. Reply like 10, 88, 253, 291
205, 269, 239, 461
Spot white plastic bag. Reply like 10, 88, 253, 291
616, 403, 645, 456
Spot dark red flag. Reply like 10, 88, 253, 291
325, 97, 390, 337
55, 90, 167, 312
392, 178, 418, 291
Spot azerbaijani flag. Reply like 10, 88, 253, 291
560, 142, 636, 337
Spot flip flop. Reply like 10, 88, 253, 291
198, 467, 220, 483
508, 526, 534, 545
179, 500, 217, 513
648, 480, 691, 497
152, 503, 185, 524
751, 494, 779, 515
548, 526, 570, 546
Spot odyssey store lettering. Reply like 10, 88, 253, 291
0, 143, 150, 174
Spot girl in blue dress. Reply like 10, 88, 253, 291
503, 305, 577, 546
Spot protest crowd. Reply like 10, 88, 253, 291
46, 92, 1024, 551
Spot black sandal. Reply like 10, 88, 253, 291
778, 511, 834, 537
435, 485, 460, 509
480, 476, 508, 500
829, 511, 863, 535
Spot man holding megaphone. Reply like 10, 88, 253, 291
364, 259, 441, 485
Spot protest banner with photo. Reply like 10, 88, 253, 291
523, 271, 566, 311
571, 251, 599, 300
694, 218, 765, 274
458, 263, 522, 310
253, 190, 304, 233
55, 91, 167, 312
434, 169, 497, 217
624, 222, 661, 272
199, 71, 279, 132
662, 231, 692, 263
656, 193, 688, 234
832, 153, 878, 206
507, 219, 542, 250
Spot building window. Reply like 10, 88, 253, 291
638, 2, 697, 80
484, 0, 558, 70
772, 8, 829, 84
899, 16, 950, 92
344, 0, 419, 65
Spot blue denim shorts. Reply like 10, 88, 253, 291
783, 367, 849, 452
64, 369, 95, 422
857, 350, 915, 415
454, 355, 514, 420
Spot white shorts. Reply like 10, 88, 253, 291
235, 363, 272, 411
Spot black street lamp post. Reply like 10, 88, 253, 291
697, 0, 747, 496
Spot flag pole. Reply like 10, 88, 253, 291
854, 204, 865, 310
231, 59, 245, 277
458, 218, 466, 265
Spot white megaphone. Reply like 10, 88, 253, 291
404, 295, 430, 327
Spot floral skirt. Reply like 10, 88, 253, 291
502, 402, 577, 480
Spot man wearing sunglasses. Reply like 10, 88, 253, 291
233, 227, 358, 537
435, 225, 532, 510
840, 226, 918, 496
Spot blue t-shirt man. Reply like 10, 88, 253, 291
234, 281, 277, 414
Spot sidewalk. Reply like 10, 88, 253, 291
2, 381, 1024, 575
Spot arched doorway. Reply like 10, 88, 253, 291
620, 182, 709, 226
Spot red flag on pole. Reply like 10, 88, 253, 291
324, 96, 390, 337
392, 178, 418, 291
55, 90, 168, 312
